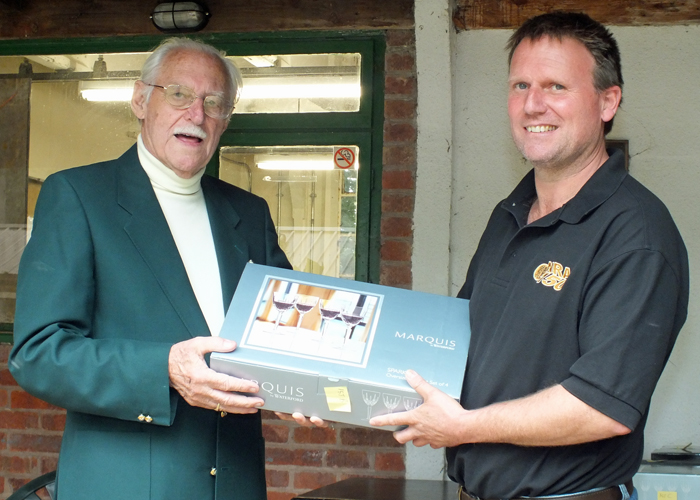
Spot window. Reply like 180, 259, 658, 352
0, 33, 384, 342
219, 145, 359, 278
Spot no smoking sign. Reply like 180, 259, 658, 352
334, 147, 356, 169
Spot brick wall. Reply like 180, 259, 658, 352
0, 28, 417, 500
0, 343, 62, 498
381, 30, 417, 290
262, 414, 405, 500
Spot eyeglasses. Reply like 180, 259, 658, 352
145, 83, 233, 120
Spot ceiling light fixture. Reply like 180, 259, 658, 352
79, 80, 136, 102
257, 159, 335, 171
151, 2, 210, 33
241, 83, 360, 100
243, 56, 278, 68
262, 175, 318, 183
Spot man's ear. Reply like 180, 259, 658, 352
600, 85, 622, 123
131, 81, 148, 120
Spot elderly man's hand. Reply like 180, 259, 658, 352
168, 336, 264, 414
370, 369, 467, 448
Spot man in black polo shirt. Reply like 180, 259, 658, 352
371, 12, 689, 500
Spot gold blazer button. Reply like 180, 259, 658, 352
137, 414, 146, 422
210, 468, 217, 476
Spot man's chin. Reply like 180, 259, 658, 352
166, 162, 208, 179
515, 141, 565, 166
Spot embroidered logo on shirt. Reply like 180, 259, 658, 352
533, 261, 570, 291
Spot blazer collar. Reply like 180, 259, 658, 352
116, 145, 209, 337
201, 175, 250, 310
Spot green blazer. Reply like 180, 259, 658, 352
10, 145, 292, 500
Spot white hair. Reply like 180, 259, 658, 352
138, 37, 243, 107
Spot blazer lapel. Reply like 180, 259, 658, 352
202, 176, 250, 312
116, 146, 208, 338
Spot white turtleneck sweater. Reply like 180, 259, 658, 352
137, 135, 224, 336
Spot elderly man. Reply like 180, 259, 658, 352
10, 38, 292, 500
372, 12, 689, 500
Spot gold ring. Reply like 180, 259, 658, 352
215, 403, 221, 412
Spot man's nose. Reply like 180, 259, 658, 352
523, 87, 546, 115
186, 97, 206, 123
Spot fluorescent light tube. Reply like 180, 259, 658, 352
257, 160, 335, 171
241, 83, 360, 100
79, 80, 136, 102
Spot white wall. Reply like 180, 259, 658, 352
408, 0, 455, 478
612, 25, 700, 455
413, 6, 700, 477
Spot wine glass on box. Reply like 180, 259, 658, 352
403, 396, 422, 411
339, 305, 365, 342
272, 292, 296, 332
294, 295, 319, 331
318, 300, 341, 337
362, 390, 380, 420
382, 393, 401, 413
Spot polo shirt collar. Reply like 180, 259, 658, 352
502, 148, 628, 228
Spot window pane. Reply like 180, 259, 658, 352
0, 226, 24, 325
231, 53, 361, 114
29, 79, 139, 181
0, 53, 143, 187
219, 145, 359, 279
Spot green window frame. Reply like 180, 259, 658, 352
0, 31, 385, 343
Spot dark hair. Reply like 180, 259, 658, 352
506, 12, 623, 135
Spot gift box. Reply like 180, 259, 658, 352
634, 462, 700, 499
210, 263, 470, 430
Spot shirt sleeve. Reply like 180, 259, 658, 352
562, 248, 683, 430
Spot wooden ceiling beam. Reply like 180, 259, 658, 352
453, 0, 700, 31
0, 0, 27, 11
0, 0, 414, 40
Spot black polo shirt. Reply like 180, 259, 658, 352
447, 149, 689, 498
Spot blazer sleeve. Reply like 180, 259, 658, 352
9, 173, 176, 426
